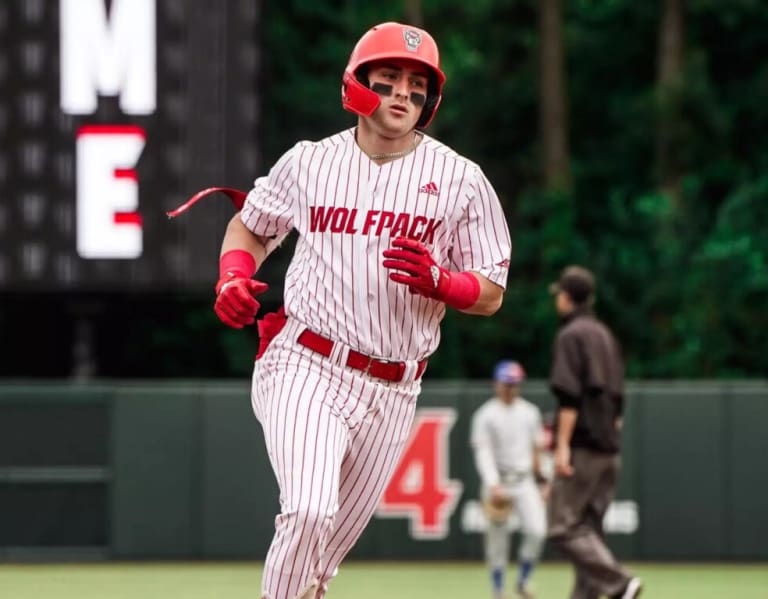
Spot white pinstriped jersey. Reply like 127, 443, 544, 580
241, 127, 511, 361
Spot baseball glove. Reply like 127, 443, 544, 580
482, 495, 514, 524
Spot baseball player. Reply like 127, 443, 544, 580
470, 360, 548, 599
192, 22, 511, 599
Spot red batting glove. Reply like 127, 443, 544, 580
214, 274, 269, 329
382, 237, 448, 297
382, 237, 480, 310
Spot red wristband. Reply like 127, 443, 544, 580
219, 249, 257, 279
439, 270, 481, 310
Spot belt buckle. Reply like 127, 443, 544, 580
375, 358, 405, 382
363, 356, 375, 375
365, 356, 389, 380
361, 356, 405, 382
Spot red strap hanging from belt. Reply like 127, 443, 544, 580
166, 187, 247, 218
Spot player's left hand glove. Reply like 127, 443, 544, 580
214, 274, 268, 329
381, 237, 480, 310
382, 237, 448, 297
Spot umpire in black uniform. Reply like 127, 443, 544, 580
546, 266, 643, 599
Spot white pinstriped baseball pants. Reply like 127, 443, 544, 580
251, 318, 421, 599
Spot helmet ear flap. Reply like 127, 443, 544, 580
342, 70, 381, 117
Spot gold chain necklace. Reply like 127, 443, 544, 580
368, 133, 420, 161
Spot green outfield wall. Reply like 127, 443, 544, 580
1, 380, 766, 561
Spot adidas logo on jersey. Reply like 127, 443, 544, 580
418, 181, 439, 196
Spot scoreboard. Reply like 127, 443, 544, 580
0, 0, 261, 291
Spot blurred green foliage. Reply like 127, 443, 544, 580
213, 0, 767, 379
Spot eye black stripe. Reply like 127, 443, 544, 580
370, 82, 393, 96
410, 92, 426, 106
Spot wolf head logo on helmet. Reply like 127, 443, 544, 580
341, 22, 446, 128
402, 28, 422, 52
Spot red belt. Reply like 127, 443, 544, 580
297, 329, 427, 383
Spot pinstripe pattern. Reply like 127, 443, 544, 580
241, 127, 510, 599
253, 318, 419, 599
241, 128, 511, 361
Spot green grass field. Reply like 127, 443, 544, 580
1, 561, 766, 598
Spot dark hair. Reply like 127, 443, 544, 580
550, 265, 595, 306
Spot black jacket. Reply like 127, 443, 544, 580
549, 308, 625, 453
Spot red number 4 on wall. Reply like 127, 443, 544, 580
376, 408, 463, 540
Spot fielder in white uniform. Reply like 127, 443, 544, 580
208, 22, 512, 599
470, 360, 548, 599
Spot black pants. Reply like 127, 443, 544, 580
547, 448, 632, 599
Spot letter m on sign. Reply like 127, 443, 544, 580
60, 0, 156, 114
376, 409, 463, 540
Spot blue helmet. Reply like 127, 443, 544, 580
493, 360, 526, 385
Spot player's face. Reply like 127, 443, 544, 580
496, 382, 519, 403
555, 290, 572, 316
366, 59, 429, 136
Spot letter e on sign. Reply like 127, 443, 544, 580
76, 125, 146, 259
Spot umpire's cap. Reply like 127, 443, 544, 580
549, 265, 595, 306
493, 360, 526, 385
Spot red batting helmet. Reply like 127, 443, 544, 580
341, 22, 446, 128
